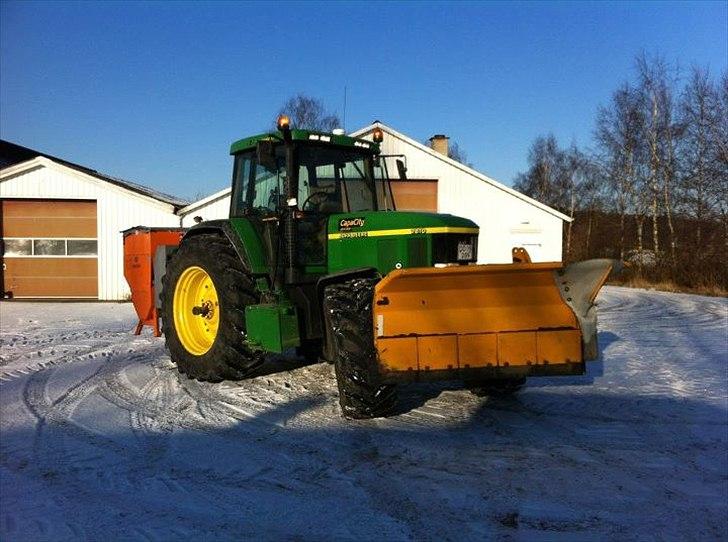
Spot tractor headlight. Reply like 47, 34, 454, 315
432, 234, 477, 264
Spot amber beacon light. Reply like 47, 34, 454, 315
277, 114, 290, 131
372, 127, 384, 143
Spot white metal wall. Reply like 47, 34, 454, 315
1, 159, 180, 300
360, 128, 565, 263
179, 190, 230, 227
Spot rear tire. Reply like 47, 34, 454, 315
161, 234, 264, 381
467, 377, 526, 397
324, 278, 397, 419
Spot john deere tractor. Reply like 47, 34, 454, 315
161, 116, 616, 418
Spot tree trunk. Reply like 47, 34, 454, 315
636, 216, 645, 276
565, 191, 575, 259
651, 198, 659, 254
649, 92, 661, 258
663, 122, 677, 269
585, 206, 594, 258
619, 210, 626, 261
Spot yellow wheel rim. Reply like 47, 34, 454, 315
173, 266, 220, 356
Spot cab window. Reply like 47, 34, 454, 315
230, 148, 286, 216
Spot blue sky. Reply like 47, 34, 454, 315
1, 1, 726, 200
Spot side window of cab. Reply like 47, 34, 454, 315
230, 152, 253, 217
230, 149, 286, 216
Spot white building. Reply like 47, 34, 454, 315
178, 121, 570, 263
0, 140, 185, 300
1, 124, 569, 299
178, 187, 231, 228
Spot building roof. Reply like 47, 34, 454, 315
177, 186, 231, 215
350, 122, 572, 222
0, 139, 189, 209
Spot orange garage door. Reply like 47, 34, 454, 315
1, 199, 98, 298
389, 179, 438, 212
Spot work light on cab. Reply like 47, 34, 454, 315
277, 115, 290, 131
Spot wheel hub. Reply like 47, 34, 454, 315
192, 301, 214, 318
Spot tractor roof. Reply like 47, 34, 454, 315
230, 129, 380, 155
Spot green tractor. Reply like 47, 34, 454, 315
161, 117, 616, 419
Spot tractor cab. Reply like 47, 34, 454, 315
228, 119, 395, 275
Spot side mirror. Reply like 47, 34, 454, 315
256, 140, 278, 172
396, 159, 408, 180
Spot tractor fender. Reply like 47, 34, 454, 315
182, 220, 256, 274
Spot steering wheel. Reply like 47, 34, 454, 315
301, 191, 330, 212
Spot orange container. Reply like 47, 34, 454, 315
123, 227, 185, 336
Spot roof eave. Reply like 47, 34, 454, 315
177, 187, 232, 215
1, 157, 183, 211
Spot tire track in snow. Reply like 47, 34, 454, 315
11, 352, 284, 539
1, 289, 726, 540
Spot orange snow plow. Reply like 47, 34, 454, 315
372, 258, 618, 381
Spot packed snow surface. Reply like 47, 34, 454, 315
1, 286, 726, 541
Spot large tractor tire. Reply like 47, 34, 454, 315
161, 234, 264, 381
323, 278, 397, 419
467, 377, 526, 397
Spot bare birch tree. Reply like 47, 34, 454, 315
513, 134, 569, 213
276, 94, 341, 131
678, 67, 721, 247
595, 83, 644, 260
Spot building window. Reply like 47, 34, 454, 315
3, 239, 33, 256
1, 238, 98, 258
34, 239, 66, 256
67, 239, 98, 256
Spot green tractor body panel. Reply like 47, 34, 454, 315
326, 211, 479, 275
229, 217, 269, 275
225, 210, 479, 280
245, 304, 300, 352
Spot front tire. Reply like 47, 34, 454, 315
161, 234, 263, 381
323, 278, 397, 419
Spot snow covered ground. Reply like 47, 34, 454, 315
0, 286, 726, 541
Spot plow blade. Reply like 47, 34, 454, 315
372, 259, 617, 380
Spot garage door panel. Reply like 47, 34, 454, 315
1, 200, 97, 237
3, 217, 97, 238
6, 277, 97, 298
3, 258, 98, 297
2, 200, 96, 218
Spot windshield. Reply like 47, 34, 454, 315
230, 144, 377, 217
297, 145, 376, 213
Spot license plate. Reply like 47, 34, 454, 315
457, 240, 473, 261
